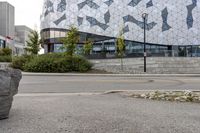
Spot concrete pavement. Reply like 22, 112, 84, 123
1, 74, 200, 133
0, 94, 200, 133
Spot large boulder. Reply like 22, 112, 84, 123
0, 69, 22, 120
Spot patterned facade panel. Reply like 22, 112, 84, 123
41, 0, 200, 45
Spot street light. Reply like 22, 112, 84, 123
142, 13, 148, 73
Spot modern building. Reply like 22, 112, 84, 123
40, 0, 200, 57
0, 2, 32, 55
0, 34, 25, 56
14, 25, 33, 55
15, 25, 33, 46
0, 35, 6, 48
0, 2, 15, 39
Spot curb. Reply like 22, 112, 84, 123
16, 93, 100, 97
22, 72, 200, 77
103, 90, 200, 94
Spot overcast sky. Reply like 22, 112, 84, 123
1, 0, 43, 30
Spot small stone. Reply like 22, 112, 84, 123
175, 97, 181, 101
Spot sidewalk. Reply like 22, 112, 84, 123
22, 72, 200, 77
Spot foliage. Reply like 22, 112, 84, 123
72, 56, 93, 72
116, 31, 125, 57
116, 30, 125, 70
25, 30, 41, 55
0, 48, 12, 56
83, 40, 93, 56
61, 26, 80, 56
11, 53, 92, 73
0, 48, 12, 62
11, 55, 33, 70
0, 56, 12, 62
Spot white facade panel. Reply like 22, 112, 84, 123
41, 0, 200, 46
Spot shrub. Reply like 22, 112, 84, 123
23, 56, 72, 72
72, 56, 93, 72
0, 56, 12, 62
0, 48, 12, 56
22, 54, 92, 73
11, 55, 33, 70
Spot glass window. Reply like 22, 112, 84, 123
0, 39, 5, 48
50, 30, 55, 38
54, 44, 64, 53
54, 31, 60, 38
41, 32, 45, 39
46, 31, 50, 39
60, 31, 66, 37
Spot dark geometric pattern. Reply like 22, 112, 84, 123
57, 0, 66, 12
146, 0, 153, 8
161, 7, 172, 32
186, 0, 197, 29
45, 0, 54, 16
78, 0, 100, 10
104, 0, 114, 6
122, 25, 130, 34
54, 14, 66, 25
77, 17, 84, 26
123, 15, 157, 30
128, 0, 142, 7
41, 0, 200, 46
104, 10, 111, 24
86, 16, 109, 30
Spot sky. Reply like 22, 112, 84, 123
1, 0, 43, 30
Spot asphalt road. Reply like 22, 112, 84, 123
1, 75, 200, 133
19, 75, 200, 93
0, 94, 200, 133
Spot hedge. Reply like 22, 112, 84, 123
11, 53, 93, 73
0, 56, 12, 62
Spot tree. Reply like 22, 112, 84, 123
116, 31, 125, 70
83, 40, 93, 56
25, 30, 41, 55
61, 26, 80, 56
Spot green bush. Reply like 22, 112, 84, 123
11, 55, 33, 70
0, 48, 12, 62
23, 57, 71, 72
20, 53, 92, 73
72, 56, 93, 72
0, 55, 12, 62
0, 48, 12, 56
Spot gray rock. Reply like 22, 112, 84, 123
0, 69, 22, 120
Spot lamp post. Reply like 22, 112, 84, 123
142, 13, 148, 73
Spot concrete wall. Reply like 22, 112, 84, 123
0, 63, 10, 69
91, 57, 200, 74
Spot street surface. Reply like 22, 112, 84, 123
1, 75, 200, 133
19, 75, 200, 93
0, 94, 200, 133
